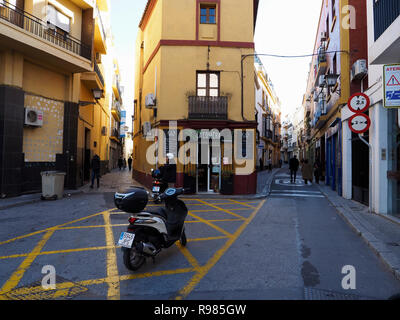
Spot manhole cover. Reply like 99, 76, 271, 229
304, 287, 372, 300
0, 276, 89, 300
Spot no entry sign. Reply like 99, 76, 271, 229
347, 93, 370, 113
348, 113, 371, 134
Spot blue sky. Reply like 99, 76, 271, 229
110, 0, 322, 122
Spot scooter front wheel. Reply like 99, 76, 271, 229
123, 247, 145, 271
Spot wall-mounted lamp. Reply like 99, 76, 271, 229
92, 89, 104, 100
325, 74, 340, 87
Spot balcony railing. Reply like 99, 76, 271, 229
94, 60, 105, 87
188, 96, 228, 120
373, 0, 400, 40
0, 1, 91, 60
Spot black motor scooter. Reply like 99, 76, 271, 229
114, 187, 188, 271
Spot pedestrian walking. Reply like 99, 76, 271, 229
289, 155, 300, 183
123, 158, 127, 170
268, 158, 272, 171
128, 156, 133, 172
118, 157, 123, 170
90, 154, 101, 189
314, 160, 321, 184
301, 159, 313, 185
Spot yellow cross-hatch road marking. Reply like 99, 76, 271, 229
175, 199, 266, 300
194, 199, 248, 220
103, 211, 120, 300
0, 228, 57, 298
0, 199, 264, 300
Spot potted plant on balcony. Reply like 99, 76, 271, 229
220, 168, 234, 195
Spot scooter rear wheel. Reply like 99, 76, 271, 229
123, 248, 145, 271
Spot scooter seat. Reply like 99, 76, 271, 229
146, 207, 168, 221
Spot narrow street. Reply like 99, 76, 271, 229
0, 168, 399, 300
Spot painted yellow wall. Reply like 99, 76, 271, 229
23, 60, 68, 101
133, 0, 257, 176
23, 94, 64, 162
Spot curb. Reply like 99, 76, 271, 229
318, 186, 400, 282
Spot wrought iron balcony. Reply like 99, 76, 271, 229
188, 96, 228, 120
94, 61, 105, 87
0, 1, 91, 60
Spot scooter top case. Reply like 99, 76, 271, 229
114, 187, 148, 214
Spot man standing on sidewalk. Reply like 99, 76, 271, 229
128, 156, 133, 172
289, 155, 299, 184
90, 154, 101, 189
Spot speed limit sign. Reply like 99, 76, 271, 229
348, 93, 370, 113
348, 113, 371, 134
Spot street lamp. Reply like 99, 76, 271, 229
92, 89, 103, 100
325, 73, 339, 87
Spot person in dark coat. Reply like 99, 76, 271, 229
128, 156, 133, 171
289, 155, 300, 183
301, 159, 313, 185
90, 154, 101, 189
118, 157, 123, 170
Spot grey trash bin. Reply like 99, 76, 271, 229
40, 171, 66, 200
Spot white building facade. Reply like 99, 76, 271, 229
360, 0, 400, 216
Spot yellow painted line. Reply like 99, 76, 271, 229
119, 268, 195, 282
59, 224, 128, 230
189, 208, 250, 213
187, 236, 228, 242
176, 243, 201, 270
188, 212, 232, 238
0, 210, 109, 246
0, 268, 196, 299
195, 199, 247, 220
229, 199, 257, 209
0, 228, 57, 297
103, 211, 120, 300
185, 218, 243, 224
175, 199, 266, 300
0, 245, 115, 260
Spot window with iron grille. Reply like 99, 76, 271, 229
200, 4, 216, 24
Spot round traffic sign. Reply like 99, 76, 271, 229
348, 113, 371, 134
348, 93, 370, 113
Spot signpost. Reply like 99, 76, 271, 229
384, 64, 400, 108
347, 92, 372, 212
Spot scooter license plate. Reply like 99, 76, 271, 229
152, 186, 160, 192
117, 232, 135, 248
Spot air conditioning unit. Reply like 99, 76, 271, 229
101, 126, 107, 136
351, 59, 368, 81
145, 93, 156, 109
95, 52, 102, 64
24, 109, 43, 127
320, 32, 328, 41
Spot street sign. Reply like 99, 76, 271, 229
347, 92, 370, 113
348, 113, 371, 134
384, 64, 400, 108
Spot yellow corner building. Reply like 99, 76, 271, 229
133, 0, 260, 195
0, 0, 120, 196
